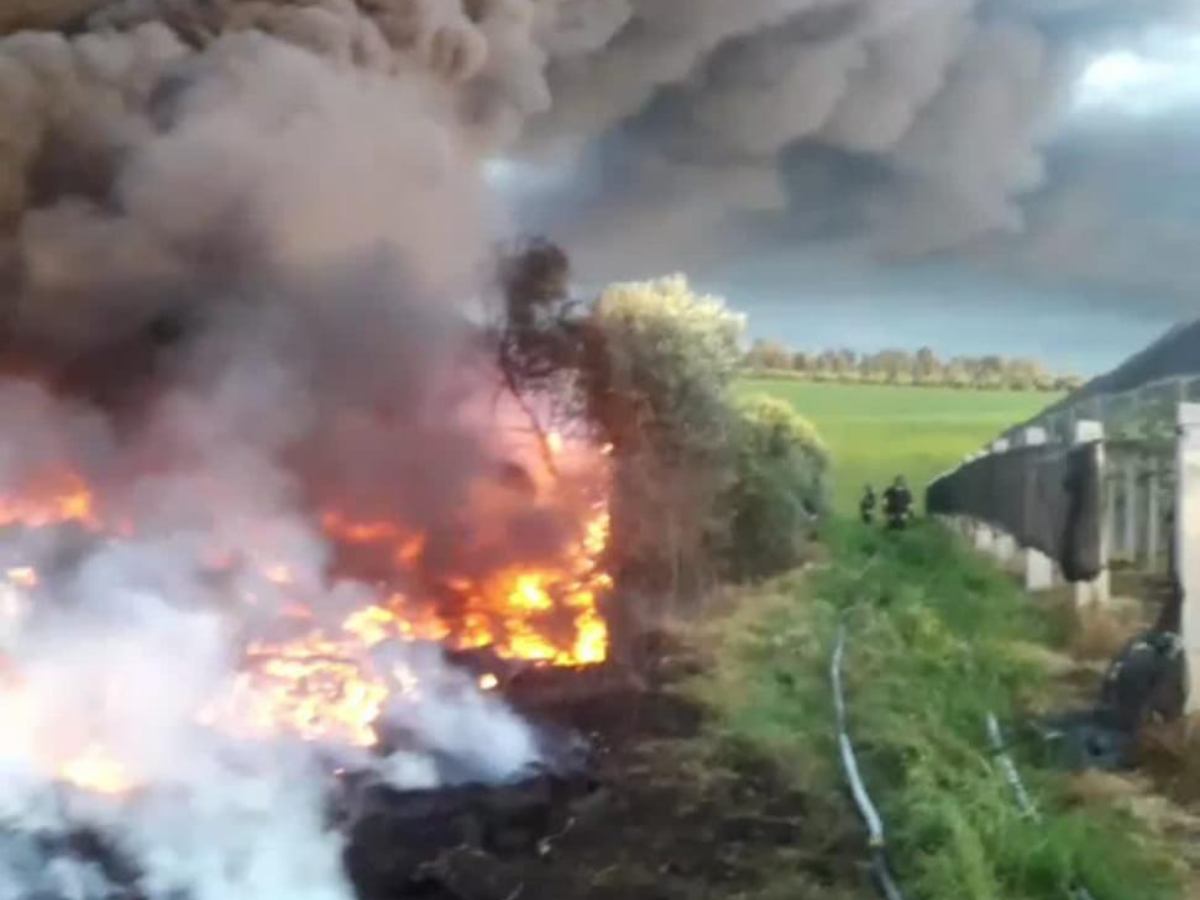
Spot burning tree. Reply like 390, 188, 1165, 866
495, 250, 828, 662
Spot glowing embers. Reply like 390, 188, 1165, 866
0, 471, 97, 530
58, 744, 132, 796
0, 431, 614, 797
200, 637, 390, 749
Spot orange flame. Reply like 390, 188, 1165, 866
0, 431, 612, 795
59, 744, 133, 796
199, 634, 390, 748
0, 472, 97, 530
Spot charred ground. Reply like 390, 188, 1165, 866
345, 633, 866, 900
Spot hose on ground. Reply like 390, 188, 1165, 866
831, 623, 906, 900
985, 712, 1097, 900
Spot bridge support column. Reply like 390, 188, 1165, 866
1073, 420, 1110, 609
1176, 405, 1200, 712
1123, 462, 1139, 562
1021, 427, 1056, 591
990, 439, 1018, 567
1146, 466, 1161, 571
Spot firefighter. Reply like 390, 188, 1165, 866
859, 484, 877, 525
883, 475, 913, 531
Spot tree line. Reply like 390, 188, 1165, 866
743, 340, 1083, 393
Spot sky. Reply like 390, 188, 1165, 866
705, 253, 1175, 374
489, 0, 1200, 377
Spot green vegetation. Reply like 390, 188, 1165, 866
719, 394, 830, 581
584, 277, 831, 602
736, 377, 1056, 513
694, 523, 1179, 900
743, 340, 1083, 393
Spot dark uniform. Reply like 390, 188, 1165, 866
859, 486, 877, 525
882, 477, 913, 531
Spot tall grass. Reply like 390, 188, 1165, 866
695, 522, 1179, 900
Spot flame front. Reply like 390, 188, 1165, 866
58, 744, 133, 796
0, 471, 97, 530
0, 432, 612, 793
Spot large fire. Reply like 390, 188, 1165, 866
0, 432, 612, 795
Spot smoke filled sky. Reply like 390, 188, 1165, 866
2, 0, 1199, 379
484, 0, 1200, 375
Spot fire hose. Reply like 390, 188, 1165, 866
985, 713, 1097, 900
832, 628, 1097, 900
831, 623, 906, 900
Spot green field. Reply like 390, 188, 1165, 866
736, 378, 1058, 514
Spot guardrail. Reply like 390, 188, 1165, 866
929, 403, 1200, 714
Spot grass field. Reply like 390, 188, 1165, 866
735, 378, 1058, 514
696, 524, 1179, 900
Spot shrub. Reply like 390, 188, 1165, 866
718, 395, 830, 581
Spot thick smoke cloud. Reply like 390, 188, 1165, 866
0, 5, 570, 899
3, 0, 1196, 293
513, 0, 1197, 277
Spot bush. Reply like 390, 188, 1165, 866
718, 395, 830, 581
584, 275, 745, 606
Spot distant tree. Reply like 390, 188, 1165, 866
815, 349, 839, 378
737, 339, 1075, 393
1002, 357, 1046, 392
915, 346, 941, 384
836, 348, 857, 375
945, 357, 972, 389
873, 349, 914, 384
1056, 375, 1085, 392
745, 338, 791, 370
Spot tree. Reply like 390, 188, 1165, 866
736, 338, 1073, 393
496, 240, 590, 475
1003, 357, 1048, 392
584, 275, 746, 614
745, 338, 791, 370
914, 346, 941, 384
945, 357, 971, 389
816, 349, 839, 378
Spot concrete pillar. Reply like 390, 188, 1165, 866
1146, 466, 1161, 571
974, 520, 996, 553
1176, 405, 1200, 712
1104, 465, 1118, 559
990, 439, 1018, 566
1022, 427, 1056, 591
1073, 420, 1110, 609
1123, 463, 1139, 562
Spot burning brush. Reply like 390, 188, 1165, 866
0, 417, 612, 900
0, 2, 623, 897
